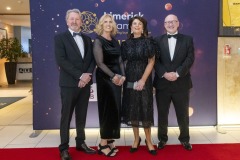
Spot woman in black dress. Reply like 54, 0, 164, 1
93, 14, 125, 157
121, 16, 156, 155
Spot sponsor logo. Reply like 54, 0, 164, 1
81, 11, 98, 34
18, 68, 32, 73
104, 12, 144, 20
104, 12, 144, 35
80, 11, 144, 35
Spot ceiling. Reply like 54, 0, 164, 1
0, 0, 30, 27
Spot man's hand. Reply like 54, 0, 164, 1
78, 79, 86, 88
78, 73, 92, 88
163, 72, 178, 81
81, 73, 92, 83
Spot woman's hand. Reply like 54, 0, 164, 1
118, 76, 126, 86
135, 79, 145, 91
111, 74, 120, 85
112, 75, 126, 86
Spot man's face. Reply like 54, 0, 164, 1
164, 15, 179, 34
67, 12, 82, 32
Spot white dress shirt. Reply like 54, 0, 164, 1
167, 32, 179, 77
167, 32, 178, 61
69, 29, 85, 58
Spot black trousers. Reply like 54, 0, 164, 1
155, 89, 190, 143
59, 85, 90, 152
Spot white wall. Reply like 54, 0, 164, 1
217, 37, 240, 125
21, 27, 31, 53
14, 26, 31, 53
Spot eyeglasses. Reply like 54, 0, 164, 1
164, 20, 178, 25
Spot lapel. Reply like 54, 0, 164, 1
81, 34, 88, 59
65, 30, 84, 60
163, 34, 172, 61
172, 34, 182, 61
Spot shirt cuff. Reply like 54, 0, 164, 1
176, 72, 179, 77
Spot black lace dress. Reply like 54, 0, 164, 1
121, 37, 155, 128
93, 35, 125, 139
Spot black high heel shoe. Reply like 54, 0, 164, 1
98, 144, 116, 157
145, 139, 157, 155
130, 137, 141, 153
107, 140, 119, 153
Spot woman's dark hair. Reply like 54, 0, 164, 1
127, 16, 148, 39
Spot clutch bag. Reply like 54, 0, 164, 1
126, 82, 145, 90
126, 82, 136, 89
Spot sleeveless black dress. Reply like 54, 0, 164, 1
121, 37, 155, 128
93, 35, 125, 139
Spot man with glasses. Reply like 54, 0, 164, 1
153, 14, 195, 151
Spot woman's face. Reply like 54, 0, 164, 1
102, 16, 113, 33
131, 19, 143, 36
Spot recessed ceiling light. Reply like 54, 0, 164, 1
6, 7, 11, 10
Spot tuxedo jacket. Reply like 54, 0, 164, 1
153, 33, 195, 92
54, 30, 95, 87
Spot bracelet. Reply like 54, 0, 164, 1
110, 74, 115, 81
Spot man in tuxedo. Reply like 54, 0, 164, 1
54, 9, 96, 160
154, 14, 195, 151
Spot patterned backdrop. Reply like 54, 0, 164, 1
30, 0, 219, 129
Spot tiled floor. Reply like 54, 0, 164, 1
0, 81, 240, 149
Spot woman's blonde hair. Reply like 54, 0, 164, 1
94, 14, 118, 36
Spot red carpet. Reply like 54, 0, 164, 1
1, 144, 240, 160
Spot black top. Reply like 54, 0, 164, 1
93, 35, 125, 78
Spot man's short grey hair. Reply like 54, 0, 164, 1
65, 9, 82, 22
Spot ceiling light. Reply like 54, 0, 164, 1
6, 7, 11, 10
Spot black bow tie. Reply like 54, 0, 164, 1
167, 34, 178, 38
73, 32, 81, 37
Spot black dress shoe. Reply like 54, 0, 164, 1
157, 141, 166, 149
130, 137, 141, 153
60, 150, 72, 160
145, 140, 157, 155
181, 142, 192, 151
76, 143, 96, 154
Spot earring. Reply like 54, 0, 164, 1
141, 30, 143, 34
131, 30, 133, 34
